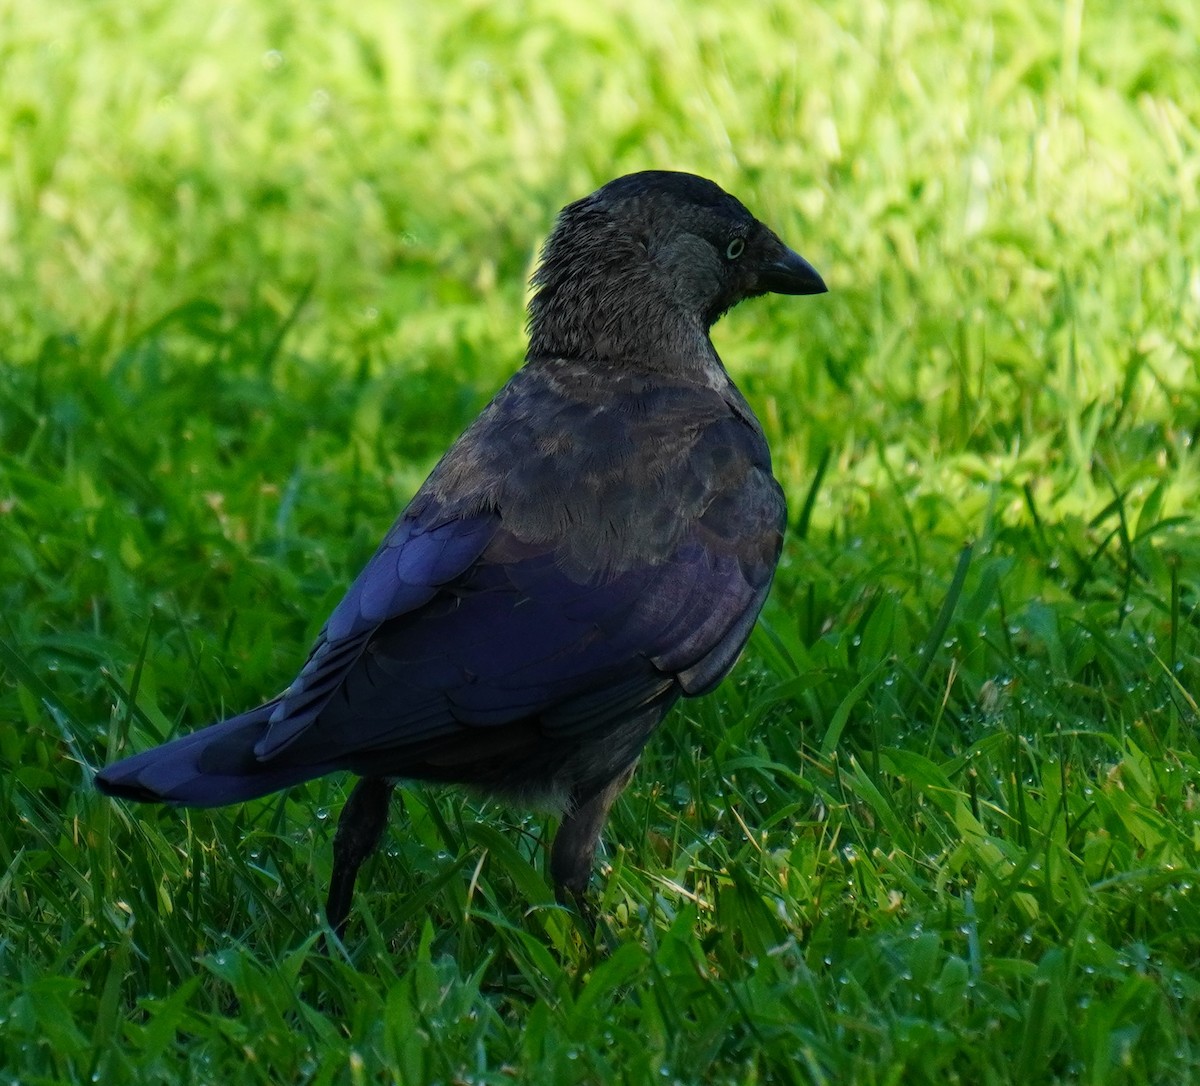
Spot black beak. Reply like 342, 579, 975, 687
758, 246, 827, 296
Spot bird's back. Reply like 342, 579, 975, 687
259, 356, 786, 804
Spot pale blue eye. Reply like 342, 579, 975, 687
725, 238, 745, 260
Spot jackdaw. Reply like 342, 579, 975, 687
96, 170, 827, 934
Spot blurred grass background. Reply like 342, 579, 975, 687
1, 0, 1199, 1082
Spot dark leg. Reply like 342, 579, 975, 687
550, 761, 639, 919
326, 776, 396, 937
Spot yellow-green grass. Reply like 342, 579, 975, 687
1, 1, 1198, 1082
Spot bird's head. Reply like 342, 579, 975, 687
529, 171, 826, 362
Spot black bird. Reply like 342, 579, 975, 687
96, 171, 827, 934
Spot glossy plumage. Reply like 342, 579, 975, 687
96, 170, 826, 933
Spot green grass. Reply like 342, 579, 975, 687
2, 0, 1199, 1082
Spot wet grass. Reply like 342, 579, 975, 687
1, 0, 1199, 1082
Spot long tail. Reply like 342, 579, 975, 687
95, 703, 333, 807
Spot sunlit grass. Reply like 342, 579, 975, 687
2, 0, 1198, 1082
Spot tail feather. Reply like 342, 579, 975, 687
95, 704, 334, 807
